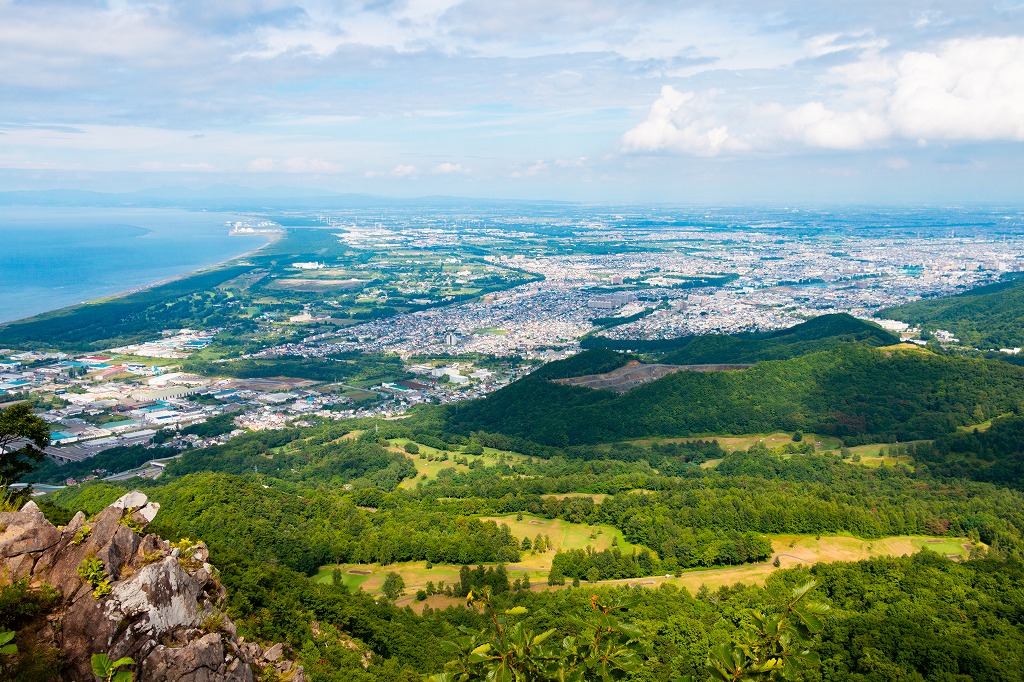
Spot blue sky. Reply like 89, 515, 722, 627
1, 0, 1023, 203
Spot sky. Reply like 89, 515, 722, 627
1, 0, 1023, 204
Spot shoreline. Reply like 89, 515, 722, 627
97, 229, 282, 300
0, 227, 283, 327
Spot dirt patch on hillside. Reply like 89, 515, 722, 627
553, 361, 753, 392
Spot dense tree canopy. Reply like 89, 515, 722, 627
440, 345, 1024, 446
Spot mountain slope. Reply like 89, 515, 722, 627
446, 344, 1024, 445
582, 313, 899, 362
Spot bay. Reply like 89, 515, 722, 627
0, 207, 268, 324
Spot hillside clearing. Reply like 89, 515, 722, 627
313, 531, 975, 611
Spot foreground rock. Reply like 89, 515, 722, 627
0, 492, 305, 682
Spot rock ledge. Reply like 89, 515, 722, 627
0, 491, 304, 682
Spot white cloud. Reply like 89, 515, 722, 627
283, 157, 344, 173
179, 162, 217, 171
620, 86, 747, 156
391, 164, 418, 177
247, 157, 275, 172
365, 165, 419, 178
624, 36, 1024, 156
784, 102, 890, 149
525, 160, 546, 174
512, 159, 548, 177
890, 36, 1024, 142
884, 157, 911, 170
432, 162, 468, 174
804, 32, 889, 59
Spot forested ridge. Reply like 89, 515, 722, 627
582, 313, 899, 361
440, 344, 1024, 445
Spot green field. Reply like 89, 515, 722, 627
312, 529, 975, 611
389, 438, 529, 489
623, 432, 844, 452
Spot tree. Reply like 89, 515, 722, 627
547, 566, 565, 586
381, 572, 406, 602
405, 442, 420, 454
0, 403, 50, 481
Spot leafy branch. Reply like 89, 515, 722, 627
91, 653, 134, 682
428, 588, 644, 682
683, 579, 830, 682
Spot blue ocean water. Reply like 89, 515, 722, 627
0, 207, 268, 324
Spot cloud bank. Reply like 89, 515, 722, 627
622, 36, 1024, 155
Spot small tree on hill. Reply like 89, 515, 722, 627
381, 572, 406, 602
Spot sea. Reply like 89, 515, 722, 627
0, 207, 269, 324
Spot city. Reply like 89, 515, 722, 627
3, 210, 1023, 486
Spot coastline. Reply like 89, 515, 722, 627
0, 228, 283, 328
92, 229, 282, 301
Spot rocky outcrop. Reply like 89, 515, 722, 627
0, 492, 305, 682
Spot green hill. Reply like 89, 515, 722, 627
878, 273, 1024, 348
581, 313, 899, 362
659, 314, 899, 364
444, 344, 1024, 445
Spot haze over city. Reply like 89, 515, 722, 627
2, 0, 1023, 203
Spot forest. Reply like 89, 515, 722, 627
0, 265, 255, 351
182, 351, 411, 385
17, 422, 1024, 681
437, 343, 1024, 445
7, 296, 1024, 679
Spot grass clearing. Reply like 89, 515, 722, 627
848, 455, 914, 469
390, 438, 530, 489
478, 513, 639, 566
656, 533, 975, 593
311, 567, 372, 590
622, 432, 843, 452
956, 413, 1012, 433
313, 531, 976, 608
540, 493, 610, 503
